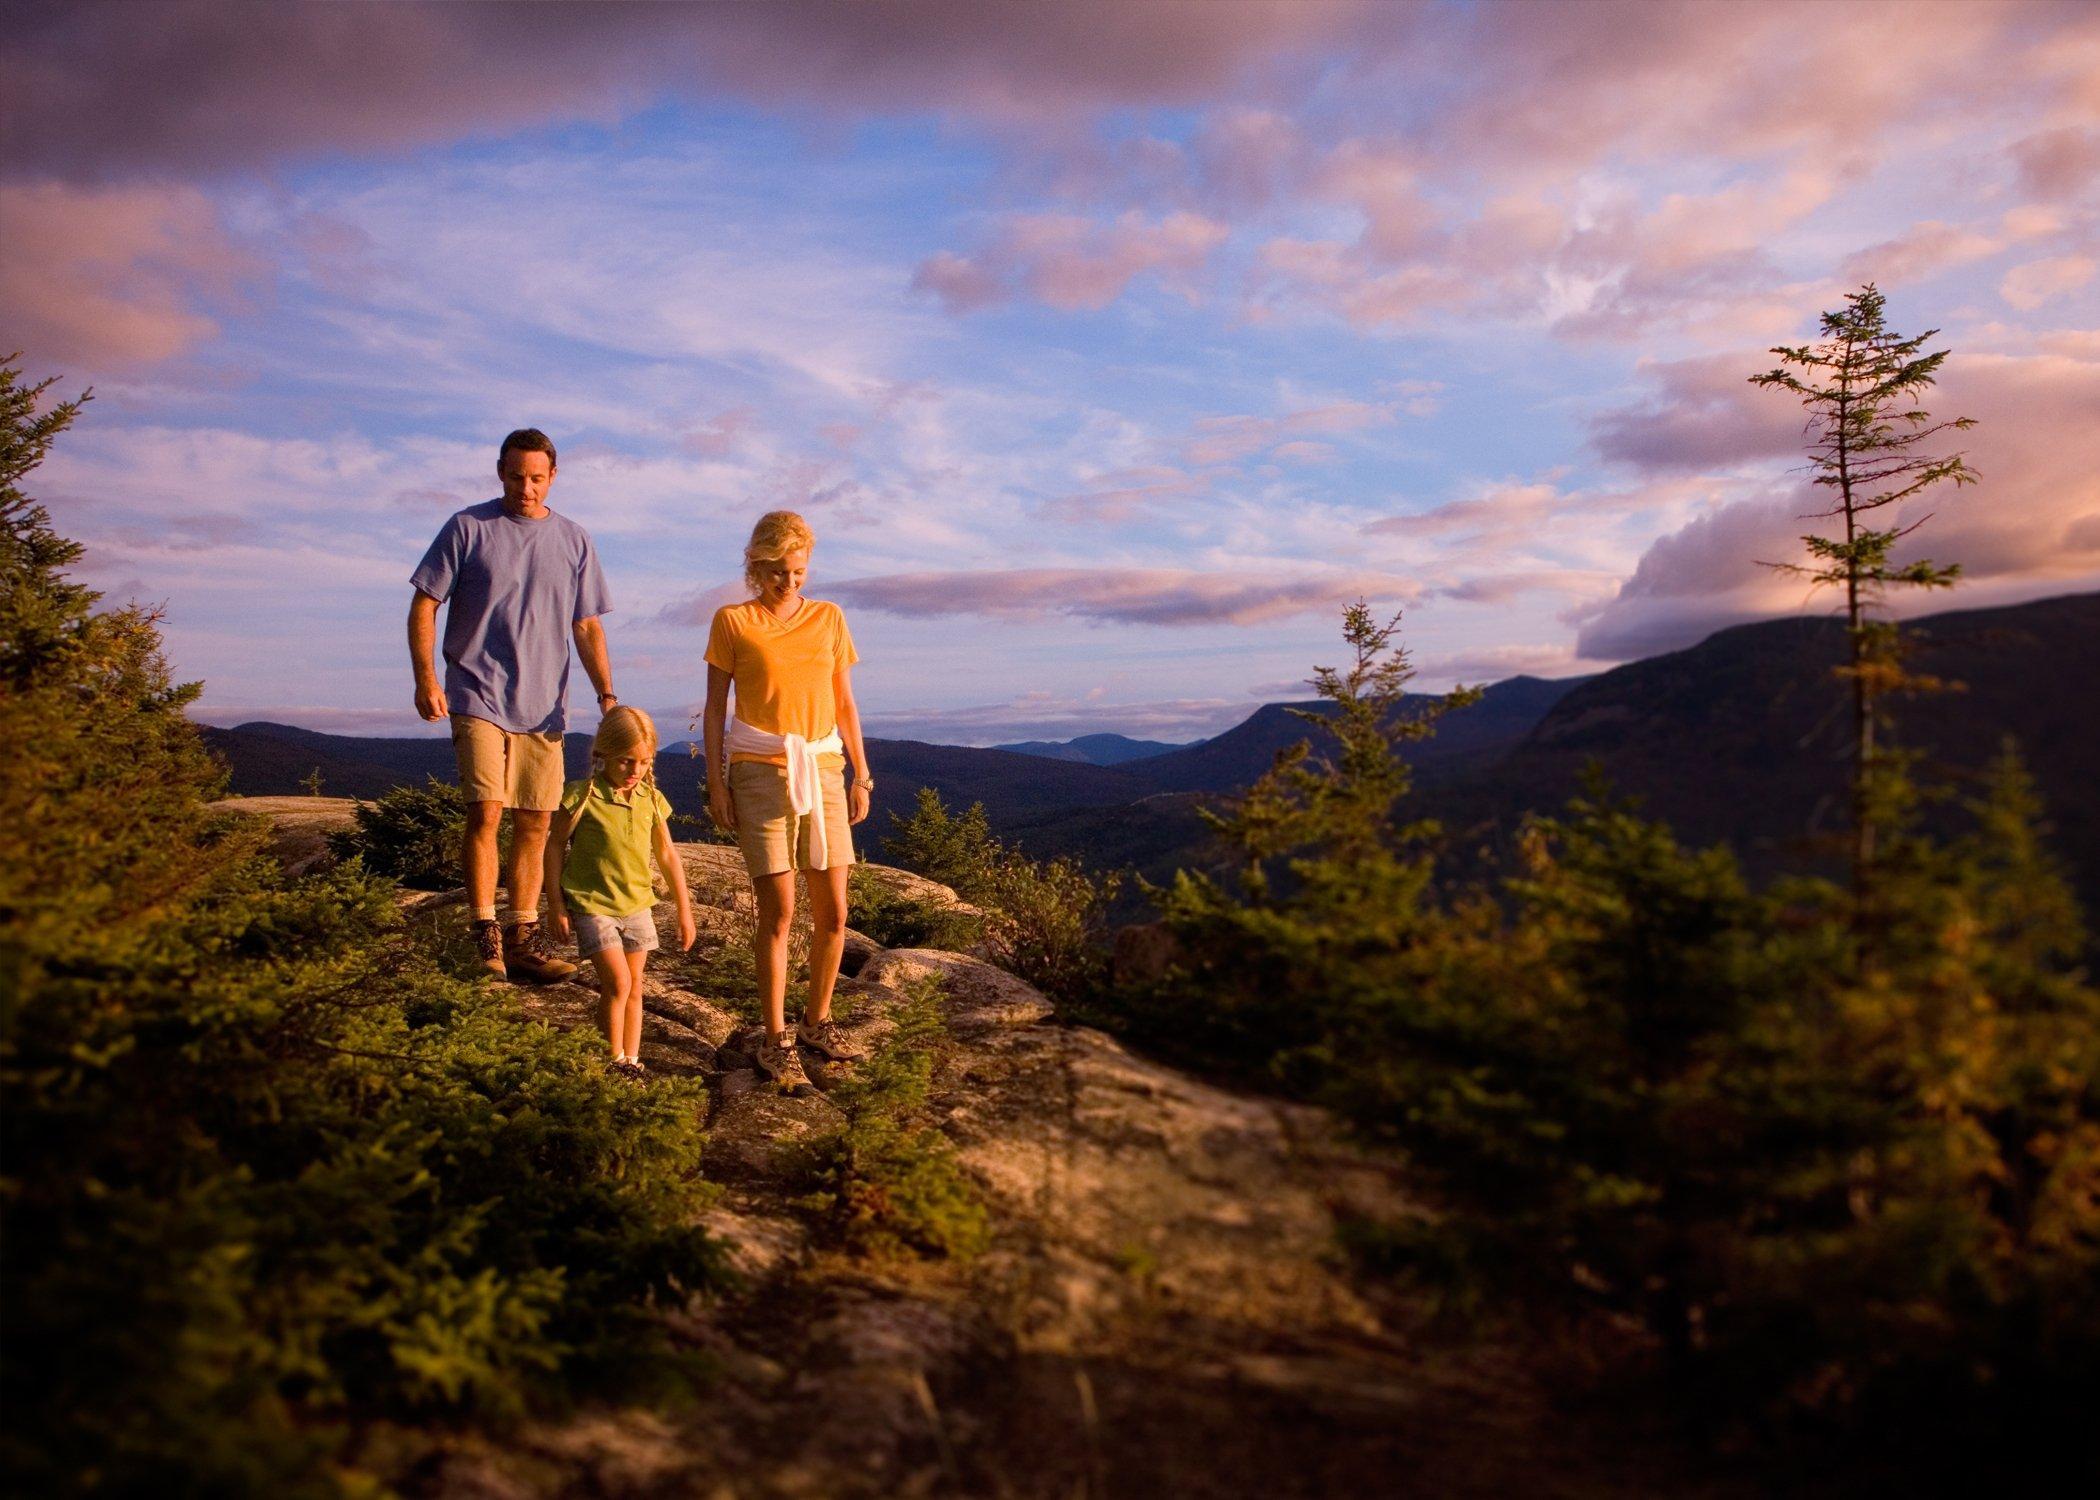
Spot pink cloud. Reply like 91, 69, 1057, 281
2012, 126, 2100, 202
1573, 348, 2100, 659
651, 580, 757, 629
0, 181, 262, 367
1588, 353, 1809, 472
830, 566, 1422, 626
915, 210, 1228, 313
1180, 399, 1388, 466
1041, 465, 1207, 525
679, 407, 758, 458
1840, 221, 2006, 286
2001, 255, 2097, 310
1, 1, 1368, 178
1364, 482, 1564, 541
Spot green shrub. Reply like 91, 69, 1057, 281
0, 363, 725, 1495
883, 788, 1120, 1000
1104, 602, 2100, 1475
881, 787, 1001, 896
329, 775, 477, 889
793, 979, 989, 1261
845, 864, 980, 951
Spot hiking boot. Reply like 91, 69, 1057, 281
472, 919, 506, 978
502, 921, 577, 984
796, 1018, 866, 1062
753, 1030, 811, 1093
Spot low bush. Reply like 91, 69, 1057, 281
0, 365, 725, 1495
845, 864, 981, 951
882, 788, 1120, 1001
1098, 602, 2100, 1478
793, 979, 990, 1261
328, 775, 478, 889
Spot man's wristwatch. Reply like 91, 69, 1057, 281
596, 690, 618, 706
853, 776, 875, 791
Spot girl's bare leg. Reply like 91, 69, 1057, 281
752, 871, 796, 1037
803, 863, 851, 1027
624, 948, 648, 1061
587, 950, 629, 1054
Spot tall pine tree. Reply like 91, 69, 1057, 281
1750, 285, 1975, 915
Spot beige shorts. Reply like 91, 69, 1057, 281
452, 714, 565, 811
729, 758, 855, 878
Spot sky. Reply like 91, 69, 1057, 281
4, 0, 2097, 745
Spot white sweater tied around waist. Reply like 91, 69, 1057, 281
725, 718, 846, 869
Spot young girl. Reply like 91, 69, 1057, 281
703, 510, 873, 1092
545, 706, 696, 1076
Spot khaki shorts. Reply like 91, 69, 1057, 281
729, 758, 855, 878
452, 714, 565, 811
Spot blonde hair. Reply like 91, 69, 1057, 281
592, 704, 659, 794
743, 509, 816, 595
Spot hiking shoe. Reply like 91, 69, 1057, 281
502, 921, 578, 984
753, 1030, 811, 1092
796, 1018, 866, 1062
472, 919, 507, 978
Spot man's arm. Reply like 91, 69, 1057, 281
544, 807, 574, 939
572, 616, 616, 713
408, 591, 447, 721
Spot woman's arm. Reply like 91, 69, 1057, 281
835, 663, 872, 826
704, 664, 735, 832
543, 807, 574, 939
654, 816, 697, 951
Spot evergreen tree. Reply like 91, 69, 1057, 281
1750, 286, 1975, 911
0, 358, 723, 1494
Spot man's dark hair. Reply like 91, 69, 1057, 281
498, 428, 557, 467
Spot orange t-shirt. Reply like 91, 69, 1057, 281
704, 598, 860, 768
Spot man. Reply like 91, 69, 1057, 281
408, 427, 616, 982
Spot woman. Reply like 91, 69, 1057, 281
703, 510, 873, 1091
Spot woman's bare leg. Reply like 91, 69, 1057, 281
752, 871, 796, 1037
803, 863, 851, 1027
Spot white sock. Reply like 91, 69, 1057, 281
502, 907, 533, 928
471, 905, 498, 923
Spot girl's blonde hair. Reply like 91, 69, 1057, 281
743, 509, 816, 595
592, 705, 659, 793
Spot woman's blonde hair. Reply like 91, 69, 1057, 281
743, 509, 816, 595
592, 705, 659, 793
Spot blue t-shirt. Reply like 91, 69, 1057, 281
410, 500, 613, 734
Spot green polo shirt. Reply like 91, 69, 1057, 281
557, 776, 672, 918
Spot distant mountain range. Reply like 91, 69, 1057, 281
204, 591, 2099, 919
991, 732, 1194, 765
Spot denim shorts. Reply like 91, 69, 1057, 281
573, 908, 660, 959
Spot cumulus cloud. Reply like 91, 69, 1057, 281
1415, 642, 1598, 684
1180, 399, 1389, 466
912, 210, 1227, 313
2012, 126, 2100, 202
651, 581, 756, 629
861, 689, 1253, 744
1573, 349, 2100, 660
1, 0, 1368, 179
1588, 353, 1809, 472
829, 567, 1423, 626
0, 181, 262, 366
2002, 255, 2098, 310
1041, 465, 1207, 525
1363, 482, 1564, 542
